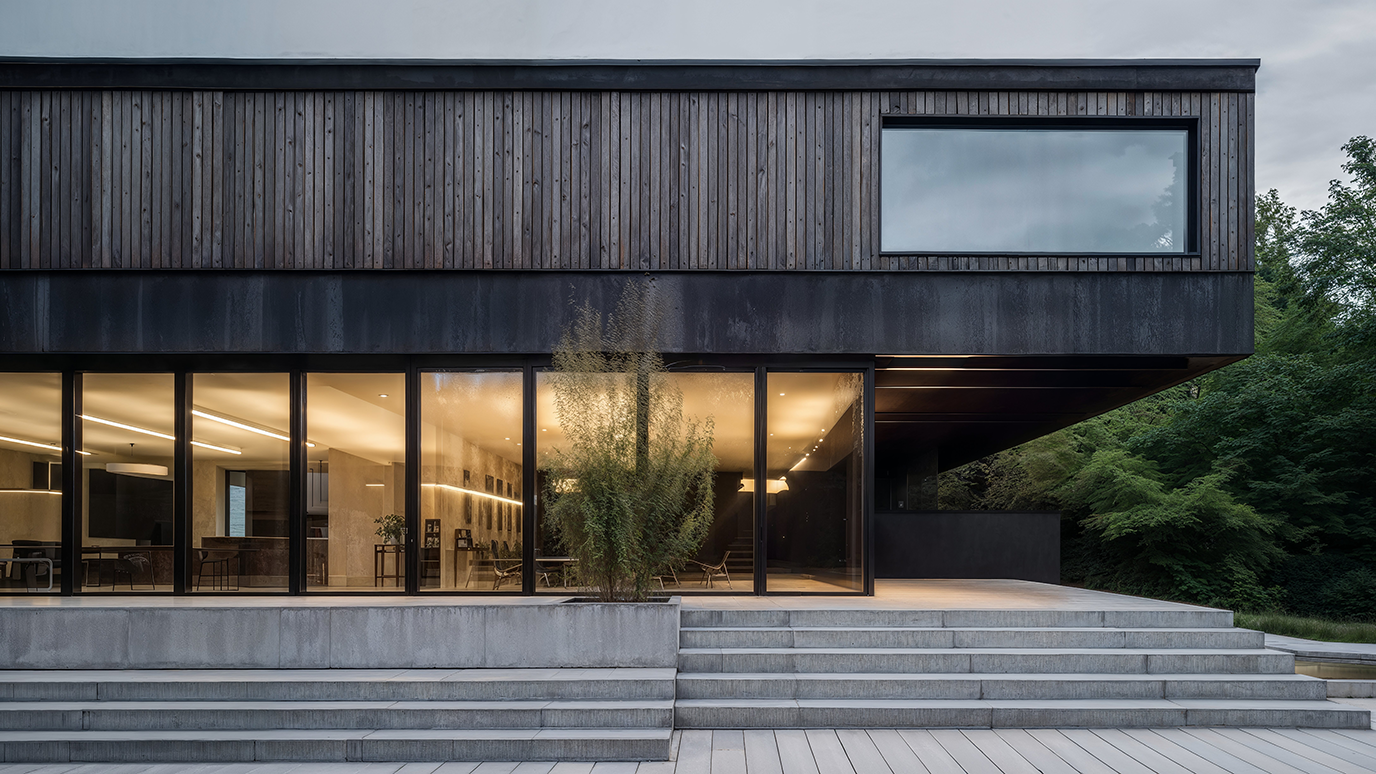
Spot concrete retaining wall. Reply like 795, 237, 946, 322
0, 599, 681, 669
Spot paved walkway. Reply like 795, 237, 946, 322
4, 726, 1376, 773
1267, 633, 1376, 666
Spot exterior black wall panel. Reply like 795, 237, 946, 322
0, 270, 1252, 357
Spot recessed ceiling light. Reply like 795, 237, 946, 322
378, 394, 389, 398
778, 393, 785, 396
365, 483, 385, 487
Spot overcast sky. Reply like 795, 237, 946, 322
1, 0, 1372, 212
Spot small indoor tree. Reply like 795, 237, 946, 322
540, 280, 717, 601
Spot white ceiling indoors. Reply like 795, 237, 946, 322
0, 370, 858, 483
0, 373, 63, 461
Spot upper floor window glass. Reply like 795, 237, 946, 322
882, 126, 1190, 254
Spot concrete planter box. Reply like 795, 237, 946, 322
0, 597, 681, 670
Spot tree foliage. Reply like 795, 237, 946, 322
540, 280, 718, 602
943, 137, 1376, 619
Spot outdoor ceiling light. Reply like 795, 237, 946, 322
422, 482, 523, 506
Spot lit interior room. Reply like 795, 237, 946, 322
305, 373, 407, 591
536, 371, 788, 594
765, 372, 865, 593
419, 370, 525, 591
0, 373, 63, 592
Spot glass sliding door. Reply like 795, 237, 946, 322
189, 373, 290, 592
419, 370, 524, 591
80, 374, 176, 592
765, 372, 865, 592
534, 370, 755, 593
0, 373, 63, 593
306, 373, 406, 591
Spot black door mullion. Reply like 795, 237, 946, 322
754, 366, 767, 595
289, 370, 305, 595
405, 363, 420, 594
172, 372, 190, 594
60, 371, 81, 595
522, 363, 536, 594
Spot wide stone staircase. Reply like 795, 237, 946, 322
675, 606, 1372, 729
0, 668, 675, 763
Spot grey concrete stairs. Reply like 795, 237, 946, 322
675, 608, 1372, 729
0, 668, 675, 762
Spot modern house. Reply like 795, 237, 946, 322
0, 58, 1256, 597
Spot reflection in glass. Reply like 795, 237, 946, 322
0, 373, 63, 592
190, 374, 290, 592
766, 372, 864, 592
419, 370, 524, 591
882, 128, 1188, 253
535, 371, 755, 592
81, 374, 175, 591
306, 373, 406, 591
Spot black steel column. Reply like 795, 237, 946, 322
522, 364, 536, 595
59, 371, 80, 595
863, 364, 876, 597
172, 372, 190, 594
288, 370, 305, 594
405, 364, 420, 594
754, 366, 767, 596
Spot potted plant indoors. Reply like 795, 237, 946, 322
374, 513, 405, 545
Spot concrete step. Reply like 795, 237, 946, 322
679, 626, 1266, 650
0, 668, 677, 702
681, 608, 1233, 629
677, 648, 1295, 674
0, 699, 675, 731
0, 727, 673, 762
675, 672, 1330, 701
672, 698, 1372, 729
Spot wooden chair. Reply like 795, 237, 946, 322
691, 551, 732, 589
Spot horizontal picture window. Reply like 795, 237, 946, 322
882, 125, 1191, 254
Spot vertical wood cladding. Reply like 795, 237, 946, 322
0, 89, 1253, 271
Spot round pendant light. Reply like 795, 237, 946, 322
105, 462, 169, 478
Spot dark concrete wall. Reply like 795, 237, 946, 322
874, 511, 1061, 584
0, 270, 1253, 356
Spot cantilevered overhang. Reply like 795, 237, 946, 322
875, 354, 1240, 469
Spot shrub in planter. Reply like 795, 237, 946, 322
541, 280, 717, 602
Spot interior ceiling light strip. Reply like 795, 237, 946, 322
423, 482, 524, 506
190, 440, 242, 455
0, 434, 90, 455
79, 414, 175, 440
0, 488, 61, 494
193, 409, 315, 446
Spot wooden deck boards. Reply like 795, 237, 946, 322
1, 727, 1373, 773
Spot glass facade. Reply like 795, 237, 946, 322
0, 373, 63, 592
81, 374, 176, 592
306, 373, 407, 591
190, 373, 291, 592
0, 363, 868, 595
882, 126, 1190, 254
419, 370, 525, 591
765, 373, 865, 592
534, 371, 757, 593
